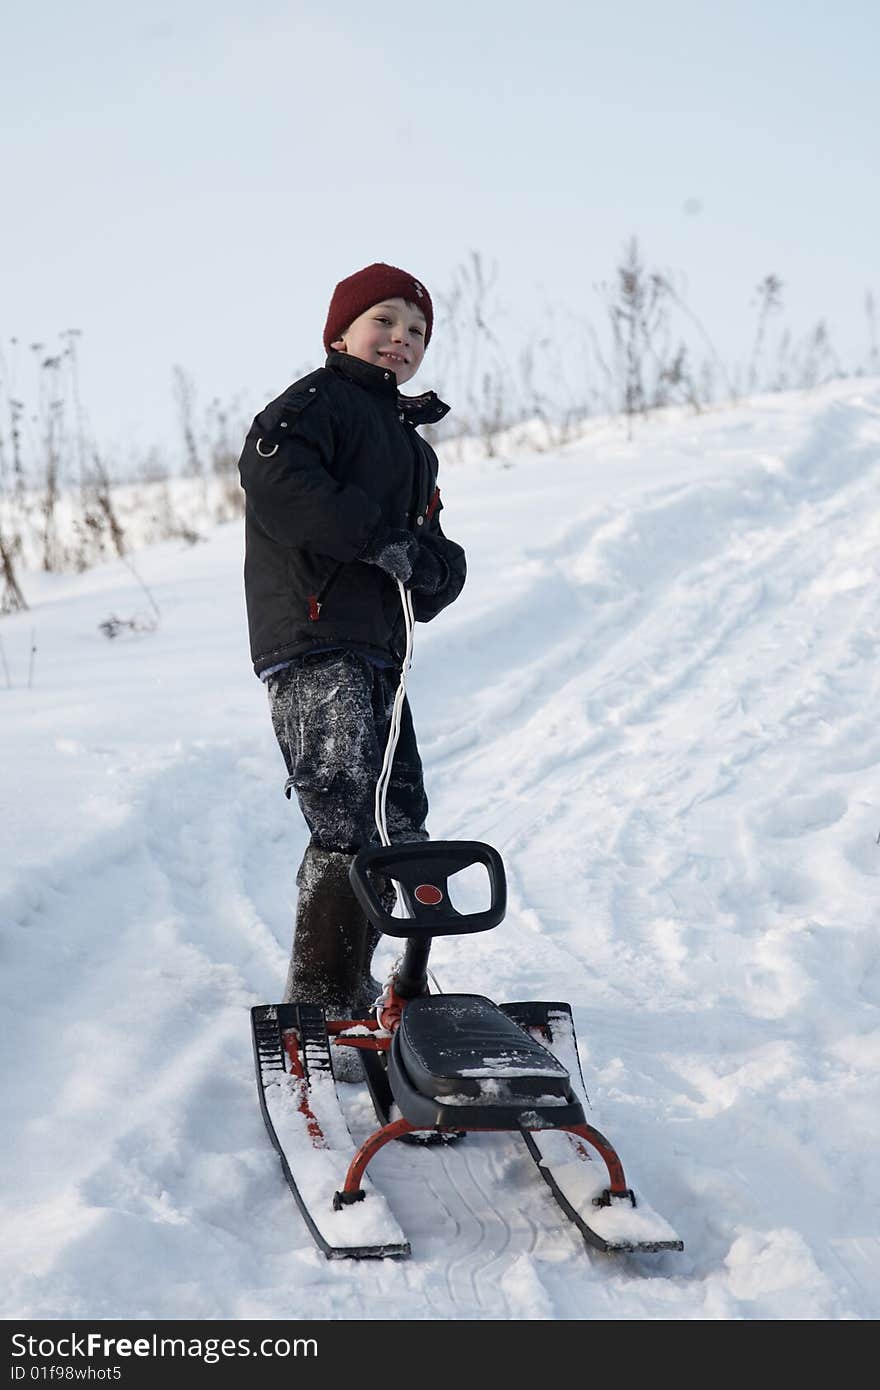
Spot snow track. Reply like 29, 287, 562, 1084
3, 381, 880, 1318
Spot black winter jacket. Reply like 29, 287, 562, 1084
238, 351, 466, 675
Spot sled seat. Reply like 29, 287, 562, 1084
388, 994, 587, 1130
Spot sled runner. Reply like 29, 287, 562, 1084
252, 839, 683, 1259
252, 1000, 409, 1258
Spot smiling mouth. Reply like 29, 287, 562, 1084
379, 351, 409, 365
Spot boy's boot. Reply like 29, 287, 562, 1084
352, 922, 383, 1014
352, 876, 397, 1013
283, 845, 363, 1008
283, 845, 375, 1082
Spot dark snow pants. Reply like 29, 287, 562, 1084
266, 649, 429, 852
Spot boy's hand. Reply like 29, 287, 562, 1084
360, 528, 448, 595
359, 528, 421, 584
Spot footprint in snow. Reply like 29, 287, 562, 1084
759, 791, 848, 840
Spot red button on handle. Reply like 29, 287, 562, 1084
414, 884, 444, 906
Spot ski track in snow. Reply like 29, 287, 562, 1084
3, 381, 880, 1319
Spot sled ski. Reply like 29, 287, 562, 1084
251, 1003, 409, 1259
501, 1002, 683, 1254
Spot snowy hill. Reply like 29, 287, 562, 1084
3, 379, 880, 1319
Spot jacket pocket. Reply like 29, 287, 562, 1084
305, 561, 344, 621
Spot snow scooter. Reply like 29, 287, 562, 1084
251, 579, 683, 1259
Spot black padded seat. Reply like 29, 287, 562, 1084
397, 994, 570, 1102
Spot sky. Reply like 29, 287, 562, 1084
1, 0, 878, 465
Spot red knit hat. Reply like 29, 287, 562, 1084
323, 262, 433, 353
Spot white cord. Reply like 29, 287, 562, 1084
373, 583, 441, 984
374, 580, 416, 847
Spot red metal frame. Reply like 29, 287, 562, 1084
567, 1123, 628, 1193
340, 1118, 420, 1194
281, 1027, 326, 1147
337, 1117, 630, 1202
375, 979, 411, 1035
322, 979, 414, 1054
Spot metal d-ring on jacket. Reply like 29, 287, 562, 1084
238, 351, 467, 677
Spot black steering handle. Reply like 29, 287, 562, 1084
349, 840, 507, 938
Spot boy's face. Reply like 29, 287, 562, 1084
331, 297, 427, 385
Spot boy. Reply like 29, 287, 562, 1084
238, 263, 466, 1047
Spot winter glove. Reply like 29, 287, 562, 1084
408, 537, 449, 596
360, 528, 449, 596
359, 528, 420, 584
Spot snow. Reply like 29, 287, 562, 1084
3, 378, 880, 1319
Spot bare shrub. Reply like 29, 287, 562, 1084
0, 528, 27, 613
748, 275, 784, 392
98, 611, 159, 640
600, 239, 703, 433
865, 292, 879, 375
429, 251, 514, 458
173, 365, 202, 477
